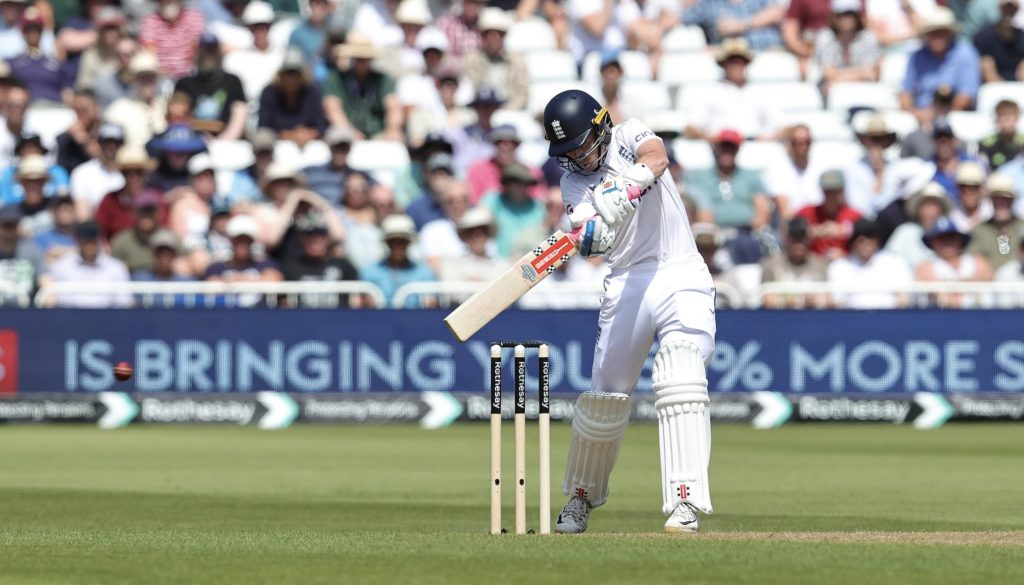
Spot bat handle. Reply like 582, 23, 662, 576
566, 185, 645, 245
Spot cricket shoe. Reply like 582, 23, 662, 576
554, 495, 592, 534
663, 502, 700, 534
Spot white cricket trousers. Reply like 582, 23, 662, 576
591, 255, 717, 394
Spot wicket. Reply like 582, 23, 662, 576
490, 341, 551, 535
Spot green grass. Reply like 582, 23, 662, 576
1, 424, 1023, 584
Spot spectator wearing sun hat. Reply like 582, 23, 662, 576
223, 1, 284, 102
950, 162, 991, 230
439, 204, 505, 282
360, 214, 435, 307
10, 155, 58, 237
968, 174, 1023, 270
900, 6, 981, 120
0, 134, 70, 206
323, 33, 403, 141
148, 124, 208, 192
885, 181, 951, 270
95, 146, 165, 242
104, 51, 169, 148
916, 216, 993, 307
463, 7, 527, 110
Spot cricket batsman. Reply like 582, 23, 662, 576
543, 90, 717, 534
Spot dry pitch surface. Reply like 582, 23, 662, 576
1, 424, 1022, 584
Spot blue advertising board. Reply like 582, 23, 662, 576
1, 309, 1023, 394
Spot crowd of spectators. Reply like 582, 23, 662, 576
1, 0, 1024, 309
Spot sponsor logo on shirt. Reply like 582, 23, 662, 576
634, 130, 654, 142
617, 145, 636, 163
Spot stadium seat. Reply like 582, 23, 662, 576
527, 80, 600, 115
977, 82, 1024, 115
581, 50, 653, 82
658, 53, 721, 86
272, 140, 304, 170
620, 80, 672, 113
25, 105, 74, 147
743, 82, 823, 113
775, 110, 854, 141
516, 139, 550, 169
207, 140, 255, 171
661, 26, 707, 52
827, 82, 899, 115
947, 111, 994, 145
809, 140, 863, 168
505, 18, 558, 53
880, 52, 910, 89
492, 109, 545, 141
643, 110, 687, 136
348, 140, 411, 176
268, 16, 299, 49
301, 140, 331, 167
735, 140, 788, 171
746, 51, 801, 83
525, 50, 578, 81
671, 138, 714, 169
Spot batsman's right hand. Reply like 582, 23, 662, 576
592, 176, 640, 227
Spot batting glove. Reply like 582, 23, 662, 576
592, 176, 638, 227
579, 216, 617, 257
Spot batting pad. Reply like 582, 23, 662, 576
562, 392, 631, 508
654, 340, 713, 515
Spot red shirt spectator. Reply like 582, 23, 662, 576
139, 0, 205, 79
95, 146, 167, 241
782, 0, 833, 61
794, 169, 862, 258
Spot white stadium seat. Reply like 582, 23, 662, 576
505, 18, 557, 53
643, 110, 687, 135
743, 82, 823, 113
672, 138, 714, 170
207, 140, 255, 171
775, 110, 854, 141
977, 82, 1024, 115
662, 26, 707, 52
525, 50, 577, 81
809, 140, 863, 168
621, 80, 672, 113
658, 53, 721, 86
516, 140, 550, 168
527, 80, 600, 115
491, 109, 545, 141
746, 51, 801, 83
348, 140, 411, 188
947, 111, 994, 145
25, 106, 75, 147
581, 50, 653, 82
880, 52, 910, 89
827, 82, 899, 114
850, 109, 918, 138
735, 141, 788, 171
268, 16, 299, 49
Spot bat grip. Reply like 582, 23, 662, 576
566, 185, 645, 244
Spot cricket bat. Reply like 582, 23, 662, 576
444, 185, 643, 342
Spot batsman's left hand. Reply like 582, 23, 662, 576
592, 176, 639, 227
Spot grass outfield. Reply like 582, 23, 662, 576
1, 424, 1023, 584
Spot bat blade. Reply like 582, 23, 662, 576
444, 231, 577, 342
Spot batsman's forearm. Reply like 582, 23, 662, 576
637, 150, 669, 179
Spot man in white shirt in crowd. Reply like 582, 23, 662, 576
223, 1, 284, 103
69, 122, 126, 222
43, 220, 132, 308
766, 124, 824, 220
827, 218, 913, 308
420, 180, 471, 273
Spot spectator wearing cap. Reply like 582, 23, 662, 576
174, 34, 248, 141
421, 179, 472, 273
951, 162, 992, 230
0, 136, 70, 206
204, 214, 283, 306
110, 190, 180, 275
828, 219, 913, 308
304, 126, 361, 205
450, 87, 504, 175
917, 216, 993, 306
843, 113, 935, 237
0, 0, 55, 61
467, 125, 545, 204
439, 205, 505, 282
968, 174, 1023, 270
980, 100, 1024, 172
131, 231, 195, 305
794, 169, 863, 259
761, 216, 830, 308
0, 83, 29, 170
436, 0, 484, 65
8, 7, 72, 104
394, 132, 456, 207
683, 0, 784, 50
95, 146, 166, 242
900, 7, 981, 123
105, 51, 169, 148
407, 152, 455, 229
258, 49, 328, 143
930, 117, 983, 206
55, 88, 102, 173
43, 220, 132, 308
974, 0, 1024, 82
139, 0, 206, 80
766, 124, 826, 219
684, 38, 779, 141
92, 36, 137, 108
481, 162, 545, 258
685, 129, 771, 247
782, 0, 831, 73
69, 122, 125, 221
360, 213, 434, 307
900, 85, 957, 160
279, 212, 361, 306
148, 124, 207, 192
223, 1, 284, 102
884, 181, 949, 270
814, 0, 881, 94
71, 6, 127, 91
596, 50, 628, 123
0, 204, 43, 303
463, 8, 528, 110
287, 0, 335, 74
323, 34, 404, 141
